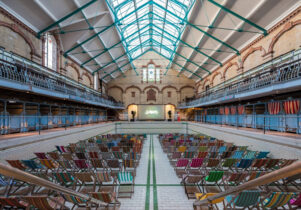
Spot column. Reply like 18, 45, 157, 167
94, 73, 99, 91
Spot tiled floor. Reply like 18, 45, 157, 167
119, 134, 194, 210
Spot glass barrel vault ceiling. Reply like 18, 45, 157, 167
106, 0, 196, 61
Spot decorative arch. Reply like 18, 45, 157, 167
202, 78, 211, 90
143, 85, 160, 93
222, 62, 239, 79
0, 21, 39, 59
161, 85, 178, 92
241, 46, 266, 68
125, 85, 142, 93
267, 20, 301, 55
108, 85, 124, 93
80, 72, 93, 86
179, 85, 195, 93
65, 62, 80, 80
210, 72, 223, 85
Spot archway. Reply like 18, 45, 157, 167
128, 104, 138, 121
165, 104, 176, 121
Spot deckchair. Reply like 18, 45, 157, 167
231, 150, 245, 159
197, 151, 208, 159
248, 171, 268, 181
21, 160, 42, 171
0, 176, 11, 196
39, 159, 59, 171
94, 171, 115, 187
0, 197, 27, 209
195, 193, 225, 210
112, 151, 123, 160
62, 153, 73, 161
99, 145, 109, 152
225, 190, 261, 209
74, 172, 96, 192
24, 196, 64, 210
200, 171, 224, 192
61, 194, 87, 209
89, 192, 121, 209
128, 151, 140, 161
124, 159, 137, 176
186, 158, 204, 175
251, 159, 269, 170
169, 152, 182, 166
209, 152, 219, 159
55, 145, 67, 153
101, 152, 113, 160
57, 160, 73, 171
264, 159, 280, 170
262, 192, 295, 209
290, 193, 301, 208
244, 151, 257, 159
90, 159, 106, 171
89, 151, 99, 159
178, 145, 187, 153
112, 146, 120, 151
218, 146, 227, 154
117, 172, 134, 198
181, 174, 203, 199
6, 160, 26, 170
48, 151, 60, 160
106, 159, 122, 176
75, 152, 87, 160
220, 151, 233, 159
53, 172, 75, 188
279, 159, 297, 168
236, 159, 254, 170
198, 146, 208, 152
204, 158, 220, 172
34, 152, 48, 159
174, 158, 189, 178
256, 151, 270, 159
183, 151, 195, 159
74, 159, 90, 171
223, 172, 248, 186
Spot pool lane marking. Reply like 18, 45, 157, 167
145, 135, 152, 210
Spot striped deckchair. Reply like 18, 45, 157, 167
106, 159, 121, 175
231, 150, 244, 159
48, 152, 60, 160
218, 146, 227, 154
183, 151, 195, 159
117, 172, 134, 198
178, 146, 187, 153
256, 151, 269, 159
279, 159, 297, 168
204, 158, 220, 170
197, 151, 208, 158
128, 152, 140, 160
264, 159, 280, 170
252, 159, 269, 169
61, 194, 87, 209
21, 160, 41, 171
89, 192, 120, 208
88, 151, 99, 159
74, 172, 95, 191
220, 151, 233, 159
174, 158, 189, 178
225, 172, 248, 186
74, 159, 90, 170
53, 172, 75, 187
248, 171, 267, 181
169, 152, 182, 166
244, 151, 257, 159
225, 190, 260, 209
124, 159, 137, 176
101, 152, 113, 159
62, 153, 73, 161
187, 158, 204, 175
55, 145, 67, 153
99, 145, 109, 152
237, 146, 248, 151
263, 192, 295, 209
0, 197, 27, 208
195, 193, 225, 209
6, 160, 26, 170
39, 159, 58, 170
112, 151, 123, 159
209, 152, 218, 159
198, 146, 208, 152
34, 152, 48, 159
24, 196, 61, 210
200, 171, 224, 191
94, 171, 113, 185
57, 160, 73, 170
90, 159, 106, 170
290, 193, 301, 207
236, 159, 254, 169
112, 146, 120, 151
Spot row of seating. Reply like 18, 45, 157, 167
159, 133, 301, 209
0, 134, 145, 209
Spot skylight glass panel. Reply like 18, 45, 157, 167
107, 0, 196, 67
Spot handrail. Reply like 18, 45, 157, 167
193, 161, 301, 208
0, 163, 107, 206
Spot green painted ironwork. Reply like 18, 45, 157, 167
37, 0, 98, 38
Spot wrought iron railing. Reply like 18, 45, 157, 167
180, 50, 301, 108
0, 48, 124, 109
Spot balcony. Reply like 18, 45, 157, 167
0, 48, 124, 109
179, 49, 301, 108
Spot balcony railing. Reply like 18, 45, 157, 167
0, 48, 124, 109
179, 49, 301, 108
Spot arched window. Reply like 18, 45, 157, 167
142, 61, 161, 83
44, 33, 57, 71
